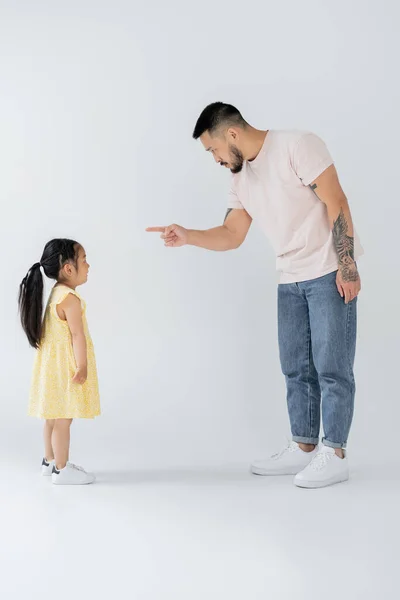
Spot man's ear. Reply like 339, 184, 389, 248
227, 127, 239, 142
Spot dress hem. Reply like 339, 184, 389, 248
28, 413, 101, 420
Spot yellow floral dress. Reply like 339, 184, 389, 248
28, 285, 100, 419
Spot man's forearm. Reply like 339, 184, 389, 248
331, 203, 358, 282
187, 226, 240, 251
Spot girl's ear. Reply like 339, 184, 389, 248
61, 262, 74, 278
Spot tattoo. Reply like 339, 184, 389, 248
309, 183, 317, 191
332, 208, 358, 282
224, 208, 233, 222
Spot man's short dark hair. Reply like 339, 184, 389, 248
192, 102, 247, 139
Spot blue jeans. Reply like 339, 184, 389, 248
278, 270, 357, 449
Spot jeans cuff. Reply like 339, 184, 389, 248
293, 436, 319, 446
322, 438, 347, 449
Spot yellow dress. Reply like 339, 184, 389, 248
28, 285, 101, 419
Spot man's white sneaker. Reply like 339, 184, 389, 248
294, 446, 349, 489
251, 441, 319, 476
41, 458, 55, 476
52, 462, 96, 485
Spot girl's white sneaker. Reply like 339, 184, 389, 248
52, 462, 96, 485
41, 458, 55, 476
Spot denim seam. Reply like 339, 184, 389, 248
343, 300, 355, 447
306, 318, 313, 440
345, 302, 351, 376
345, 301, 355, 386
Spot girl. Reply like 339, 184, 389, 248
18, 239, 100, 485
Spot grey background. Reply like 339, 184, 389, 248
0, 0, 398, 471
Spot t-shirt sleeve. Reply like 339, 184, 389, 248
293, 133, 334, 186
227, 182, 244, 209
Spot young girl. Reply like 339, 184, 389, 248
18, 238, 100, 485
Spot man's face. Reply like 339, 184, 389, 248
200, 130, 244, 174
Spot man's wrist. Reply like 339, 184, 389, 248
339, 261, 359, 282
186, 229, 196, 246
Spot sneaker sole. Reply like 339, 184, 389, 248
52, 478, 96, 486
294, 474, 349, 489
251, 466, 305, 476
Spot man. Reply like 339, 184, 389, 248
147, 102, 362, 489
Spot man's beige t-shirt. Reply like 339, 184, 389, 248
228, 130, 363, 283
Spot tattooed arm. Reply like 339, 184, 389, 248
310, 164, 361, 303
332, 208, 358, 282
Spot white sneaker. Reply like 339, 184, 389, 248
251, 441, 319, 476
52, 462, 96, 485
294, 446, 349, 488
41, 458, 55, 476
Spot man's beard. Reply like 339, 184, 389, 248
220, 144, 244, 174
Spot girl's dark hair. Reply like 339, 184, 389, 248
18, 239, 80, 348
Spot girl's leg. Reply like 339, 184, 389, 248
52, 419, 73, 470
43, 420, 55, 461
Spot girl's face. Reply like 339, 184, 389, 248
60, 245, 90, 288
75, 246, 90, 285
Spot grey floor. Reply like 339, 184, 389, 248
1, 458, 398, 600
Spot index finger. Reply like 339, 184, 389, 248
146, 227, 166, 233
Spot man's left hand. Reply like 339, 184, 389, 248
336, 266, 361, 304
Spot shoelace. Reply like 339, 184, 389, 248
308, 450, 334, 471
271, 440, 298, 460
68, 462, 86, 472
